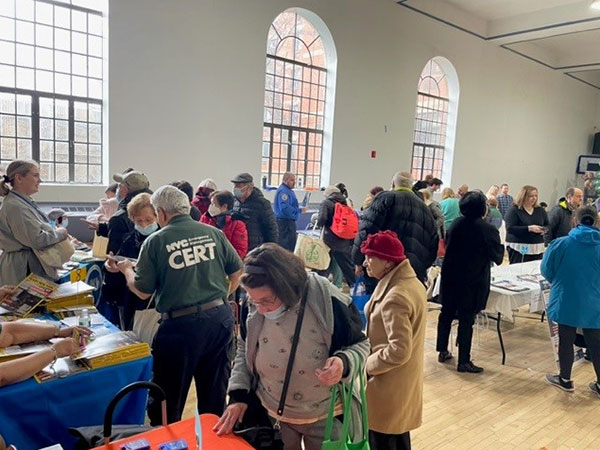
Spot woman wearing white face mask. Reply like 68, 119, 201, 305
214, 243, 369, 450
200, 190, 248, 259
103, 193, 159, 330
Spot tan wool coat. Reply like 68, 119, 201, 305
365, 259, 427, 434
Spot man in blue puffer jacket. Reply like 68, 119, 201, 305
541, 205, 600, 397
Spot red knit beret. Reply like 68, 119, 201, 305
360, 230, 406, 263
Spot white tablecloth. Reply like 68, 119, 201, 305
487, 260, 544, 320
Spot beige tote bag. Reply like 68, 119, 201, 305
294, 224, 331, 270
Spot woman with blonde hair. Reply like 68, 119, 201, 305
0, 160, 69, 284
504, 185, 549, 264
440, 187, 460, 232
103, 193, 160, 329
486, 185, 500, 200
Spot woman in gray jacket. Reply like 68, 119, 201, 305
0, 160, 68, 285
214, 243, 369, 450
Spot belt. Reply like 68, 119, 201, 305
161, 298, 224, 320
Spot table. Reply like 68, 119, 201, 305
296, 209, 318, 231
93, 414, 254, 450
428, 260, 545, 365
488, 260, 544, 320
0, 356, 152, 449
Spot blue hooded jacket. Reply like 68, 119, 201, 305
541, 225, 600, 328
273, 183, 300, 220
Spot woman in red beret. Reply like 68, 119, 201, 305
361, 230, 427, 450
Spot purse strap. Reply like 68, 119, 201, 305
276, 285, 308, 419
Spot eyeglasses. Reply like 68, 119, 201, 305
247, 295, 279, 308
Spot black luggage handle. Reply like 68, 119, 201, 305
103, 381, 167, 446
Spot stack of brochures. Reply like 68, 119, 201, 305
72, 331, 150, 369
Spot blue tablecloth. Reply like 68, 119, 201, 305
0, 356, 153, 449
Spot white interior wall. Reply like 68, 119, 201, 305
35, 0, 600, 206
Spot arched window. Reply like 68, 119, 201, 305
261, 10, 336, 189
410, 57, 459, 185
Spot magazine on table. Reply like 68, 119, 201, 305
0, 274, 59, 317
516, 274, 545, 284
49, 281, 95, 300
35, 356, 89, 382
491, 279, 530, 292
72, 330, 148, 361
0, 341, 53, 361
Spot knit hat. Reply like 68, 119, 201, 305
198, 178, 217, 191
360, 230, 406, 263
323, 186, 340, 198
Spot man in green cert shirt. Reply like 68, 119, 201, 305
117, 185, 243, 424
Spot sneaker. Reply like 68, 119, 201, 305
589, 382, 600, 398
545, 374, 574, 392
438, 351, 453, 363
457, 361, 484, 373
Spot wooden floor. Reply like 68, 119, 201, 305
182, 308, 600, 449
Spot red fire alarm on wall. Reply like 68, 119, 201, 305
371, 150, 377, 158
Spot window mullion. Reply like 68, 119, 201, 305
68, 99, 74, 182
31, 94, 40, 162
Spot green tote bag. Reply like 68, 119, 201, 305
321, 362, 370, 450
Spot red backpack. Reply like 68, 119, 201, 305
330, 202, 359, 239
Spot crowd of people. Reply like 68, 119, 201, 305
0, 158, 599, 449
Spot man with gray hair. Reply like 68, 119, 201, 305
117, 185, 243, 424
544, 187, 584, 245
353, 171, 438, 283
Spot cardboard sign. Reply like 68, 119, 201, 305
70, 267, 87, 284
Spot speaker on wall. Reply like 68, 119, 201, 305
593, 132, 600, 155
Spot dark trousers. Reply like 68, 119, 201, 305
436, 306, 476, 364
148, 303, 234, 425
507, 247, 543, 265
277, 218, 298, 252
330, 249, 356, 286
558, 324, 600, 381
369, 430, 411, 450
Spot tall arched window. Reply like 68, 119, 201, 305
261, 10, 336, 189
410, 57, 459, 185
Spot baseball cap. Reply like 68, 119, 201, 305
231, 173, 253, 184
113, 171, 150, 192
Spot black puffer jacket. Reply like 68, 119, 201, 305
97, 188, 152, 255
352, 188, 438, 282
232, 187, 278, 251
317, 192, 353, 252
544, 198, 574, 245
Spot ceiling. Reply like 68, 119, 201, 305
397, 0, 600, 89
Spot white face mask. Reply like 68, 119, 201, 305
208, 204, 222, 217
262, 303, 288, 321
